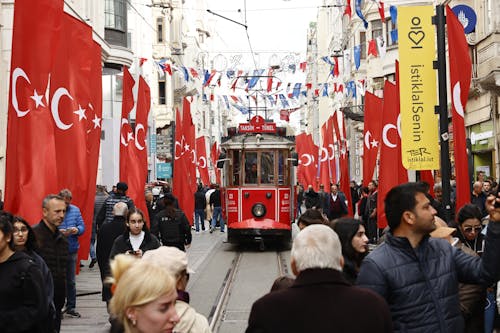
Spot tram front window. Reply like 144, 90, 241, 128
261, 152, 274, 184
245, 152, 258, 184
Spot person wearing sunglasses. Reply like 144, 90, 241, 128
456, 204, 485, 255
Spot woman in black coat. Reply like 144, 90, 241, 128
332, 218, 369, 284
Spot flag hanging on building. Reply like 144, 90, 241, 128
447, 5, 472, 213
363, 92, 383, 186
196, 136, 210, 186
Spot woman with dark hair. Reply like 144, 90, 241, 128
0, 212, 48, 332
455, 204, 486, 333
151, 194, 192, 251
12, 216, 55, 330
332, 218, 369, 283
297, 209, 328, 230
109, 208, 160, 260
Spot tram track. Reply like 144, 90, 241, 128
208, 250, 290, 332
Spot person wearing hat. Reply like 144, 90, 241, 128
142, 246, 211, 333
96, 182, 135, 229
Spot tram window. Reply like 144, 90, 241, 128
278, 151, 286, 185
261, 152, 274, 184
245, 152, 258, 184
232, 150, 240, 186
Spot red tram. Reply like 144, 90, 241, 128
217, 116, 296, 247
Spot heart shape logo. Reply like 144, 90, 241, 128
408, 31, 425, 46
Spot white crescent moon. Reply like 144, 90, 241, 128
121, 118, 129, 146
174, 141, 183, 160
382, 123, 397, 148
453, 82, 464, 118
319, 147, 329, 162
301, 154, 313, 166
198, 156, 207, 168
397, 114, 402, 138
328, 144, 335, 160
364, 131, 372, 149
191, 149, 197, 164
51, 87, 74, 130
134, 124, 145, 150
12, 67, 31, 117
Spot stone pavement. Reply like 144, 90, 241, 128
60, 229, 226, 333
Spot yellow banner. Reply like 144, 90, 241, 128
399, 6, 439, 170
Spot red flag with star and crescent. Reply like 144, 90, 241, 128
51, 13, 102, 262
332, 110, 353, 216
296, 133, 319, 190
447, 5, 472, 213
5, 0, 64, 222
210, 142, 221, 184
377, 76, 408, 229
119, 66, 136, 187
363, 91, 383, 186
173, 98, 197, 225
196, 136, 210, 186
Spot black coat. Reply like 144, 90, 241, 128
96, 216, 127, 282
151, 208, 192, 251
194, 190, 207, 210
356, 223, 500, 333
0, 251, 48, 333
109, 230, 160, 260
246, 268, 392, 333
32, 221, 68, 312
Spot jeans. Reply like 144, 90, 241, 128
194, 209, 205, 231
484, 290, 496, 333
212, 207, 225, 232
66, 252, 77, 310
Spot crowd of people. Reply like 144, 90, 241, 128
2, 179, 500, 332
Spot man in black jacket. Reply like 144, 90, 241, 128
33, 194, 68, 333
247, 224, 392, 333
357, 182, 500, 333
210, 184, 224, 233
194, 184, 207, 232
96, 182, 134, 228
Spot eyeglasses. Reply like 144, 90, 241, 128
129, 220, 144, 225
463, 226, 482, 233
14, 227, 28, 234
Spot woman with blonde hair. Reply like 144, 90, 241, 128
108, 254, 179, 333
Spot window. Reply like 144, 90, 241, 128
245, 152, 258, 184
158, 73, 166, 105
385, 18, 397, 46
261, 152, 274, 184
360, 31, 366, 59
157, 17, 164, 43
278, 151, 289, 185
231, 150, 240, 186
372, 19, 383, 40
105, 0, 126, 31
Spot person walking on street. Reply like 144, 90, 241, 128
151, 194, 192, 251
96, 182, 135, 228
194, 184, 207, 232
364, 180, 378, 243
90, 185, 108, 269
246, 224, 392, 333
356, 182, 500, 333
32, 194, 69, 333
325, 184, 348, 221
210, 184, 224, 233
58, 189, 85, 318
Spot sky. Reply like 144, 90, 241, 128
204, 0, 323, 70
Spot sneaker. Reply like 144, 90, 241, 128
65, 309, 81, 318
209, 227, 214, 234
89, 259, 97, 268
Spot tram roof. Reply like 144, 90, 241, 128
220, 132, 295, 150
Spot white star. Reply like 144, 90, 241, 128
30, 89, 45, 108
92, 114, 101, 129
127, 131, 134, 142
184, 143, 190, 151
74, 105, 87, 121
370, 139, 379, 148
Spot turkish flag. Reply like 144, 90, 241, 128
447, 5, 472, 213
210, 142, 221, 184
420, 170, 435, 197
51, 13, 102, 265
296, 133, 318, 189
332, 111, 353, 216
377, 79, 408, 229
122, 76, 151, 224
173, 98, 197, 225
5, 0, 64, 223
196, 136, 210, 186
367, 39, 378, 57
119, 66, 135, 177
319, 122, 331, 189
363, 92, 383, 186
344, 0, 352, 18
327, 116, 338, 184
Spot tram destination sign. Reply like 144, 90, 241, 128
238, 115, 277, 133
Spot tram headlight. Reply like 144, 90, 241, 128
252, 203, 266, 218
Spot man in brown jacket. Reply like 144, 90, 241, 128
246, 224, 392, 333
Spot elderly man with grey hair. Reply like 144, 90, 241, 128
96, 201, 128, 307
246, 224, 392, 333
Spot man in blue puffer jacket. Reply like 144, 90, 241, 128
357, 182, 500, 333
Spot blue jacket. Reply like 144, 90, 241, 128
60, 204, 85, 254
356, 222, 500, 333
